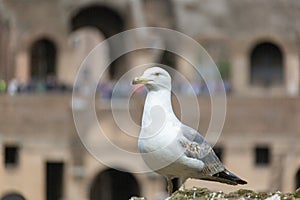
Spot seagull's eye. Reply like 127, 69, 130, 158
154, 72, 160, 76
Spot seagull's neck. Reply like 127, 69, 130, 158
142, 89, 178, 128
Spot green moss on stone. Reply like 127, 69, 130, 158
294, 188, 300, 198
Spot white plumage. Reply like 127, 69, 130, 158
132, 67, 246, 196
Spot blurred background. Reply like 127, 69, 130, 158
0, 0, 300, 200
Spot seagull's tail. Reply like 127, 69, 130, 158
212, 169, 247, 185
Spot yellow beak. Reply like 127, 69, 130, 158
132, 77, 149, 85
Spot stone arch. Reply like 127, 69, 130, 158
22, 31, 61, 54
249, 41, 284, 87
70, 5, 125, 79
89, 168, 141, 200
30, 38, 57, 83
296, 168, 300, 189
13, 32, 60, 84
70, 5, 124, 38
1, 192, 26, 200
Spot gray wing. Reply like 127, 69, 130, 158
179, 124, 224, 175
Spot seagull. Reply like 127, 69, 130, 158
132, 67, 247, 196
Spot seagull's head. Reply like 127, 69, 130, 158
132, 67, 172, 91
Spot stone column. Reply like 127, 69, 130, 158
231, 51, 248, 95
15, 51, 30, 84
285, 53, 299, 96
0, 18, 11, 83
66, 28, 109, 86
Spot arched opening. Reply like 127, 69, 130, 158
1, 193, 26, 200
160, 50, 177, 70
71, 6, 124, 38
30, 38, 57, 83
70, 5, 125, 79
90, 168, 140, 200
250, 42, 283, 87
296, 168, 300, 189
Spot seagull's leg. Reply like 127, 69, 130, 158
167, 177, 173, 197
179, 177, 187, 191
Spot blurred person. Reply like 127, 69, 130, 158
98, 80, 113, 100
46, 74, 57, 91
7, 78, 19, 95
0, 79, 6, 93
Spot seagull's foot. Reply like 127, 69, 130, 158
179, 177, 187, 191
179, 183, 185, 191
167, 178, 173, 197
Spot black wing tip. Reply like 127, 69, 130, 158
236, 179, 247, 185
213, 169, 247, 185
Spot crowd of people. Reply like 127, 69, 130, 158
0, 77, 71, 95
0, 77, 230, 98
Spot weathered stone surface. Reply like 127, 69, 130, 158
131, 188, 300, 200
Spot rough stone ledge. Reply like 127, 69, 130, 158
130, 187, 300, 200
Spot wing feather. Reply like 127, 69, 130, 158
179, 125, 224, 175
